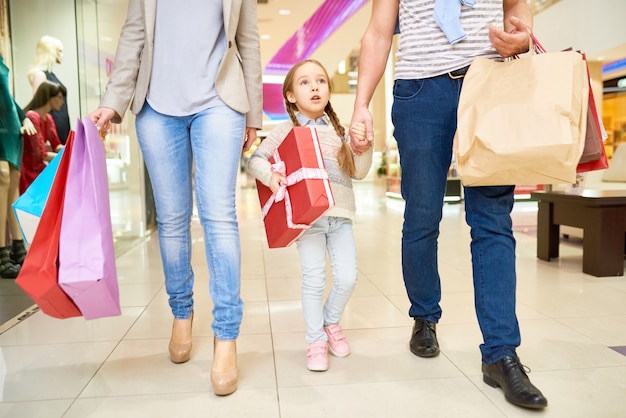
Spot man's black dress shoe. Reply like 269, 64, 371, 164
482, 355, 548, 409
409, 318, 439, 357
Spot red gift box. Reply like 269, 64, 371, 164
256, 126, 335, 248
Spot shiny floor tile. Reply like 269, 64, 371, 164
1, 181, 625, 418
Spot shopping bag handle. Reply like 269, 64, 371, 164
530, 33, 547, 54
509, 33, 544, 61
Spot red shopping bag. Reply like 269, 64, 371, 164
15, 131, 82, 319
58, 118, 121, 320
576, 53, 609, 172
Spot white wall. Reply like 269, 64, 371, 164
533, 0, 626, 77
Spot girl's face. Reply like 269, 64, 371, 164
285, 62, 330, 120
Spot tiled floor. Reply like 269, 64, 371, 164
1, 180, 626, 418
0, 187, 148, 326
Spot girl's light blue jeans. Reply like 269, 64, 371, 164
135, 102, 244, 340
295, 216, 358, 344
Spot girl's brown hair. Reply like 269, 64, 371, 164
282, 59, 356, 177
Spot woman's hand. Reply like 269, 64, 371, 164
243, 127, 257, 153
88, 107, 117, 135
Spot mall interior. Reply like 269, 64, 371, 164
0, 0, 626, 417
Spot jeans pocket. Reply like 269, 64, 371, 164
393, 79, 425, 101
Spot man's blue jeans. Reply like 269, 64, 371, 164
392, 75, 521, 364
136, 103, 244, 341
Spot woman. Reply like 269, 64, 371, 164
88, 0, 263, 396
20, 80, 64, 195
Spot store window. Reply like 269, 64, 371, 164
8, 0, 153, 253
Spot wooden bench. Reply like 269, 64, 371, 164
531, 190, 626, 277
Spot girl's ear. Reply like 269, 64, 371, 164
286, 92, 296, 104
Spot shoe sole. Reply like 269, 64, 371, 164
409, 345, 440, 358
213, 382, 238, 396
307, 364, 329, 372
170, 354, 191, 364
483, 375, 548, 409
328, 346, 350, 358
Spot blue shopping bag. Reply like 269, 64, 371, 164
13, 147, 65, 243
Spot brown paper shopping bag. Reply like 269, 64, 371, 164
455, 42, 588, 186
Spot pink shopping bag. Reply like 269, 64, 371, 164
58, 117, 121, 320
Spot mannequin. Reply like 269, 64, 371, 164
0, 53, 36, 279
27, 35, 70, 144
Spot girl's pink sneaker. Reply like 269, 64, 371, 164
324, 324, 351, 357
306, 340, 329, 371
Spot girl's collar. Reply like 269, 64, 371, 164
296, 112, 329, 126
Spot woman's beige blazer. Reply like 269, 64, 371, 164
99, 0, 263, 129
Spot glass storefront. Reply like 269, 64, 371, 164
7, 0, 154, 254
603, 76, 626, 159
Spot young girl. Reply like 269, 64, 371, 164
247, 59, 372, 371
20, 80, 65, 194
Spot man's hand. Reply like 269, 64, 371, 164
489, 16, 532, 58
349, 106, 374, 155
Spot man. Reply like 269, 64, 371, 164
350, 0, 547, 409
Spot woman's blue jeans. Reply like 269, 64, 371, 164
392, 75, 521, 364
136, 103, 244, 340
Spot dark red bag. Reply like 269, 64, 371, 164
577, 141, 609, 173
576, 53, 609, 172
16, 131, 82, 319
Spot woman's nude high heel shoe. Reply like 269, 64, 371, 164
211, 338, 238, 396
169, 312, 193, 364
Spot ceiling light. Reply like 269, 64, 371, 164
338, 60, 346, 75
278, 9, 291, 15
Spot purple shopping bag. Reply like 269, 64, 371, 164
58, 117, 121, 320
